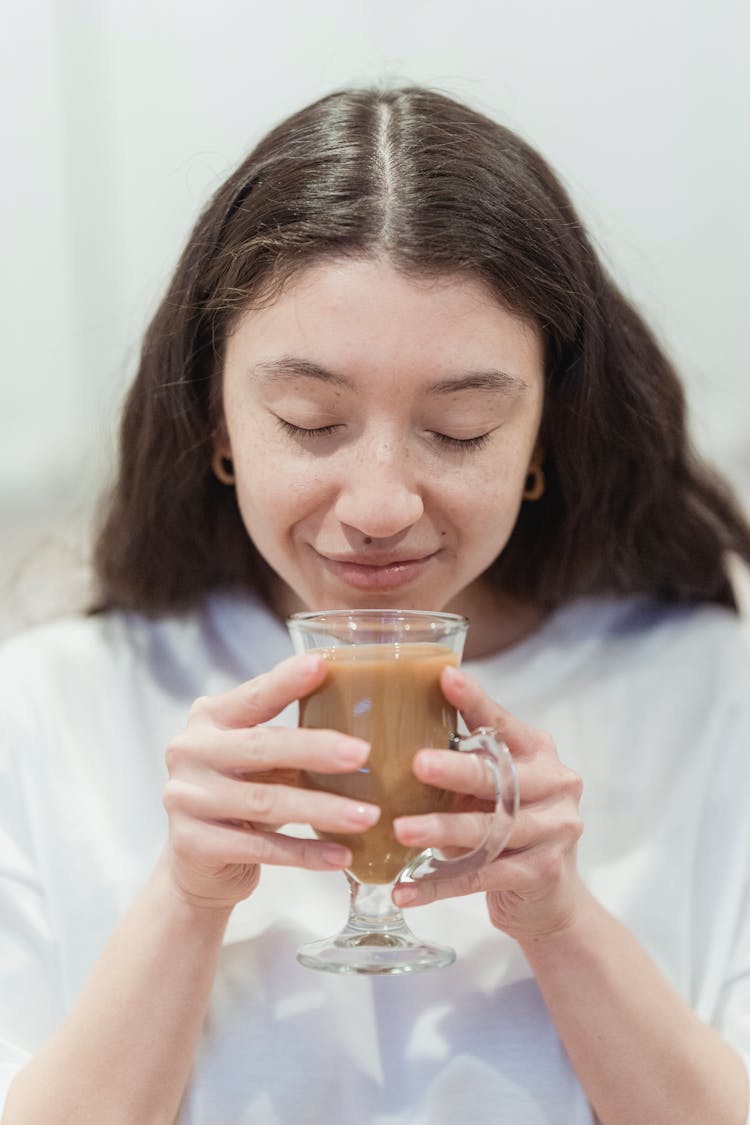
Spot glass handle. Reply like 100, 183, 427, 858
404, 727, 519, 881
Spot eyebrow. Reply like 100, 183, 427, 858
254, 357, 350, 388
428, 371, 528, 395
253, 356, 528, 395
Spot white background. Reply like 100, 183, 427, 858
2, 0, 749, 635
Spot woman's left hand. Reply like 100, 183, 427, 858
392, 665, 585, 944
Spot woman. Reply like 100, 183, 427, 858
2, 86, 749, 1123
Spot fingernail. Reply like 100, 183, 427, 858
345, 803, 380, 828
415, 749, 438, 779
394, 886, 419, 907
393, 817, 427, 845
443, 666, 466, 686
335, 738, 370, 766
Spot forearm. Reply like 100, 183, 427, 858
3, 849, 231, 1125
521, 881, 748, 1125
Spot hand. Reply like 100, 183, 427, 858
161, 653, 378, 911
392, 665, 584, 943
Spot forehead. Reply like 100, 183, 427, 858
225, 257, 544, 386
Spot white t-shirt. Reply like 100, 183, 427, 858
1, 591, 750, 1123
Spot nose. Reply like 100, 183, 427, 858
333, 439, 425, 539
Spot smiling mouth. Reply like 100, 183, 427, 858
316, 551, 439, 592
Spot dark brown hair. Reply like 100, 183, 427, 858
92, 85, 750, 614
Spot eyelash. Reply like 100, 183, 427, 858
276, 418, 491, 451
277, 419, 340, 440
431, 431, 491, 451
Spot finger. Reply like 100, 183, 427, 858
499, 800, 580, 853
394, 808, 491, 851
191, 653, 327, 729
396, 793, 579, 858
412, 747, 548, 806
441, 666, 551, 759
394, 803, 547, 854
412, 748, 496, 799
168, 725, 370, 778
163, 777, 381, 836
172, 818, 353, 871
393, 849, 534, 908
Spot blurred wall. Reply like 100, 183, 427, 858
2, 0, 749, 635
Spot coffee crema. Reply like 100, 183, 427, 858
299, 642, 458, 884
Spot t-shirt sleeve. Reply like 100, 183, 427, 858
715, 871, 750, 1122
0, 647, 65, 1114
708, 689, 750, 1124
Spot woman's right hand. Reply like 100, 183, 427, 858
161, 652, 377, 911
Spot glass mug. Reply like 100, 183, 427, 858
287, 609, 519, 974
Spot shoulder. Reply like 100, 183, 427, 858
0, 611, 123, 693
0, 605, 174, 687
476, 595, 750, 763
481, 595, 750, 699
558, 598, 750, 786
559, 595, 750, 686
561, 593, 748, 642
0, 589, 291, 721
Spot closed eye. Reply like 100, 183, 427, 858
430, 431, 492, 451
276, 416, 492, 451
276, 418, 341, 440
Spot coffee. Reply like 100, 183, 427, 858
299, 642, 458, 884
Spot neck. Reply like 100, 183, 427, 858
271, 579, 546, 662
445, 580, 547, 660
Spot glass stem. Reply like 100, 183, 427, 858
345, 875, 409, 934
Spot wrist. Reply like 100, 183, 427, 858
515, 876, 597, 959
151, 847, 235, 935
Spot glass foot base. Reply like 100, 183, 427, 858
297, 923, 456, 975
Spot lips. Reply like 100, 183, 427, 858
316, 550, 439, 592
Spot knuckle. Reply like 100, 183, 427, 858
243, 725, 270, 765
164, 735, 191, 775
170, 820, 200, 863
300, 838, 324, 868
556, 812, 583, 847
462, 868, 485, 896
561, 766, 583, 800
539, 850, 563, 884
162, 778, 188, 816
248, 830, 277, 866
533, 729, 557, 757
187, 695, 213, 722
244, 784, 276, 820
570, 815, 584, 844
164, 741, 179, 775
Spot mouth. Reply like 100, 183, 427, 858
315, 550, 439, 592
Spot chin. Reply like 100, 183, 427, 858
290, 571, 465, 614
333, 591, 455, 613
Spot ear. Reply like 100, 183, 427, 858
212, 420, 232, 460
522, 444, 546, 502
527, 443, 544, 471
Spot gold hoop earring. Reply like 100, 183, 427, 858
523, 461, 545, 501
212, 451, 236, 486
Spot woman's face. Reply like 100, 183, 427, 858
219, 257, 544, 614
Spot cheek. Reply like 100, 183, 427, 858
432, 464, 527, 581
233, 454, 327, 541
435, 460, 526, 530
